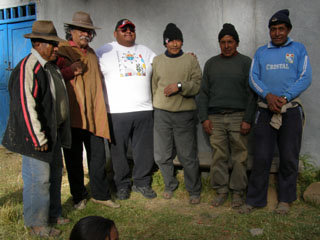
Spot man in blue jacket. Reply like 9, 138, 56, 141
240, 9, 312, 214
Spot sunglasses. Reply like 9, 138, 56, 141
119, 26, 135, 33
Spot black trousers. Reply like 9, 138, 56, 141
63, 128, 111, 204
246, 107, 303, 207
109, 111, 154, 190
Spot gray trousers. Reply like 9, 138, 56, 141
154, 109, 201, 196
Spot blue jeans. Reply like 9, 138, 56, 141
22, 152, 63, 227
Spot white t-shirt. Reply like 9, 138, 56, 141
96, 41, 156, 113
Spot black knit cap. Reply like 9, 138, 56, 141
268, 9, 292, 29
218, 23, 239, 43
163, 23, 183, 45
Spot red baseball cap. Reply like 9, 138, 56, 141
115, 19, 135, 30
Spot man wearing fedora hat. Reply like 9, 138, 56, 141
2, 20, 71, 237
56, 11, 119, 210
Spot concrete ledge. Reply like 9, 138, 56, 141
173, 151, 300, 173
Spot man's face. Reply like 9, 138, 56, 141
219, 35, 238, 57
166, 39, 183, 55
71, 27, 93, 48
114, 25, 136, 47
269, 23, 291, 46
36, 41, 59, 61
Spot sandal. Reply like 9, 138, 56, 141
238, 204, 256, 214
211, 193, 228, 207
189, 195, 201, 205
29, 226, 61, 237
274, 202, 290, 215
231, 193, 244, 208
49, 216, 70, 225
163, 191, 173, 199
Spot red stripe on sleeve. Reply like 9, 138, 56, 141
20, 57, 38, 147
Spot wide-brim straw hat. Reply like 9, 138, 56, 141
65, 11, 100, 30
24, 20, 64, 42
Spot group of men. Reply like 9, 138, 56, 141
1, 8, 311, 237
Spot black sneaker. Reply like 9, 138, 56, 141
117, 188, 131, 200
132, 185, 157, 199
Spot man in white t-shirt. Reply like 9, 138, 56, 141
96, 19, 157, 200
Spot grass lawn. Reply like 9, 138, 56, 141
0, 146, 320, 240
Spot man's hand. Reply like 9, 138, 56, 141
70, 61, 83, 76
187, 52, 198, 59
202, 120, 213, 135
240, 121, 251, 135
34, 143, 48, 152
164, 83, 179, 97
266, 93, 287, 113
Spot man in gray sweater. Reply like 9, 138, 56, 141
198, 23, 256, 208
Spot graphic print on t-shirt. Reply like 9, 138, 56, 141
116, 50, 146, 77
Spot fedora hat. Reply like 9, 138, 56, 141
65, 11, 100, 30
24, 20, 64, 42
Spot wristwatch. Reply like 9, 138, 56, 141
177, 82, 182, 91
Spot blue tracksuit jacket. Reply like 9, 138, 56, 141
249, 37, 312, 101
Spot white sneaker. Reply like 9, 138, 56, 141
74, 199, 87, 210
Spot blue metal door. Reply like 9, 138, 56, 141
0, 24, 10, 143
8, 21, 33, 68
0, 3, 36, 143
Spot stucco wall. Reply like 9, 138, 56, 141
2, 0, 319, 165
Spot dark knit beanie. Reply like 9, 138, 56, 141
218, 23, 239, 43
268, 9, 292, 29
163, 23, 183, 45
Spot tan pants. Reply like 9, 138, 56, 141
209, 112, 248, 194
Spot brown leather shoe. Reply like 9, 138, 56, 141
238, 204, 256, 214
211, 193, 228, 207
274, 202, 290, 215
189, 195, 201, 205
29, 226, 61, 237
231, 193, 244, 208
163, 191, 173, 199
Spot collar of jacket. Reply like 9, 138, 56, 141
268, 37, 293, 49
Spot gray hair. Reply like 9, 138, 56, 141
64, 24, 96, 41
